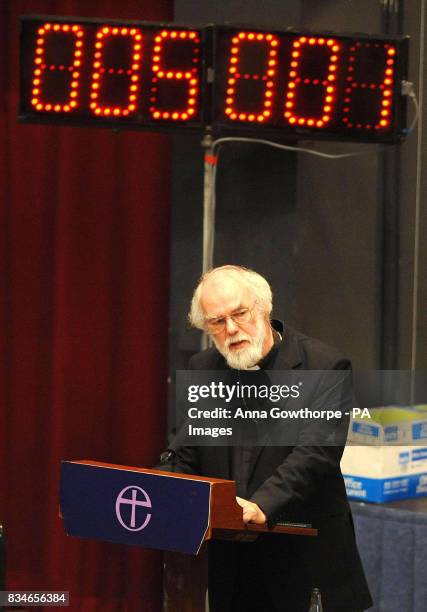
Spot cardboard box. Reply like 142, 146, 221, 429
341, 406, 427, 502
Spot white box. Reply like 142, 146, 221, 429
341, 406, 427, 502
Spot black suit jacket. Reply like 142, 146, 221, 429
167, 324, 373, 612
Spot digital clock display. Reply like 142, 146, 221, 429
19, 15, 409, 143
20, 18, 205, 125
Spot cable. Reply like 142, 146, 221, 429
211, 136, 375, 160
401, 80, 420, 135
408, 94, 420, 134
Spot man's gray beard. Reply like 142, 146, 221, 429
214, 327, 266, 370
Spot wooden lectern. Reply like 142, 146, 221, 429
60, 460, 317, 611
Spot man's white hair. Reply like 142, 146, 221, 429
188, 265, 273, 330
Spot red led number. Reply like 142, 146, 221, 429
150, 30, 200, 121
284, 36, 340, 128
31, 23, 84, 112
225, 31, 279, 123
343, 43, 396, 130
90, 27, 142, 117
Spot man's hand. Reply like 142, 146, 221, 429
236, 496, 267, 524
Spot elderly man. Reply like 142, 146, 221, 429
162, 265, 372, 612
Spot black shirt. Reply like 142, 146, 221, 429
230, 321, 283, 497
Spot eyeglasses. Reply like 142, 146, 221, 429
204, 306, 255, 335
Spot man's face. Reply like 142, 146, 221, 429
200, 274, 272, 369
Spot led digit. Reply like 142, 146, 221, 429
342, 43, 396, 130
90, 27, 142, 117
284, 36, 340, 128
31, 22, 84, 112
150, 30, 200, 121
224, 31, 279, 123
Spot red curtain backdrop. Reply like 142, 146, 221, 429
0, 1, 173, 610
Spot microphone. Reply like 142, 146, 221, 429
156, 435, 180, 469
158, 449, 177, 466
